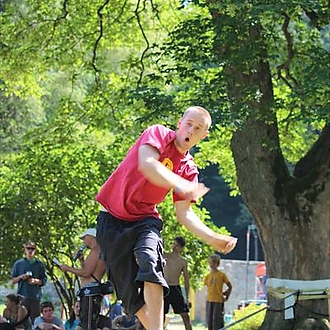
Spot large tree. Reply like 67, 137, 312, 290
146, 1, 329, 329
1, 0, 329, 328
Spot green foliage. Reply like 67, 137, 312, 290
0, 87, 45, 153
195, 125, 238, 192
0, 114, 119, 310
0, 103, 221, 305
1, 0, 329, 323
230, 303, 267, 330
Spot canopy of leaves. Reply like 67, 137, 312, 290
0, 0, 329, 315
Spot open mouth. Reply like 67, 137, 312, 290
185, 137, 190, 142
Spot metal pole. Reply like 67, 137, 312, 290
245, 225, 251, 302
252, 226, 258, 261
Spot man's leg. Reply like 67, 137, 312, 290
169, 286, 192, 330
79, 296, 93, 330
205, 301, 213, 330
180, 312, 192, 330
136, 282, 163, 330
212, 302, 224, 330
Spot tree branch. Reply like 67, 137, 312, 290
276, 12, 299, 88
92, 0, 111, 83
134, 0, 151, 86
294, 123, 330, 178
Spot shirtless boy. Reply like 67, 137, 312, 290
164, 236, 192, 330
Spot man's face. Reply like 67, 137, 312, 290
175, 110, 209, 152
82, 235, 92, 248
42, 307, 54, 321
172, 240, 183, 253
208, 258, 219, 270
24, 245, 36, 259
74, 301, 80, 316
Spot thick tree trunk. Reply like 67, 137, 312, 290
231, 120, 330, 330
206, 3, 330, 327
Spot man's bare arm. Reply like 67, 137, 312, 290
60, 248, 99, 278
138, 145, 209, 201
224, 280, 233, 301
175, 201, 237, 254
12, 274, 30, 284
182, 260, 190, 302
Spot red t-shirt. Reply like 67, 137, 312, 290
95, 125, 199, 221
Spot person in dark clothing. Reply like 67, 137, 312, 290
11, 240, 47, 323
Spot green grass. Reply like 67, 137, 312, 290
230, 303, 266, 330
166, 314, 207, 330
191, 320, 207, 330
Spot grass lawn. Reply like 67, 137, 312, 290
191, 320, 208, 330
166, 314, 207, 330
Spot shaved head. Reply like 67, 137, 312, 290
182, 106, 212, 130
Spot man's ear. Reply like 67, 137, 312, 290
201, 131, 209, 140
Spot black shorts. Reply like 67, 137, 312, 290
164, 285, 189, 314
96, 211, 169, 315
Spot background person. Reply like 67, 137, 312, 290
204, 254, 232, 330
63, 301, 110, 330
64, 301, 81, 330
163, 236, 192, 330
33, 302, 64, 330
11, 241, 47, 323
100, 296, 110, 316
96, 106, 238, 330
60, 228, 110, 330
0, 294, 31, 330
109, 301, 122, 321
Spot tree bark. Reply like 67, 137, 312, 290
206, 3, 330, 328
231, 120, 330, 329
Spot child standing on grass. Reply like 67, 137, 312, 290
204, 254, 232, 330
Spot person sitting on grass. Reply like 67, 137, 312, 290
0, 294, 31, 330
33, 302, 64, 330
64, 301, 80, 330
63, 300, 111, 330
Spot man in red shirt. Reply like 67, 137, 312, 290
95, 106, 238, 330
